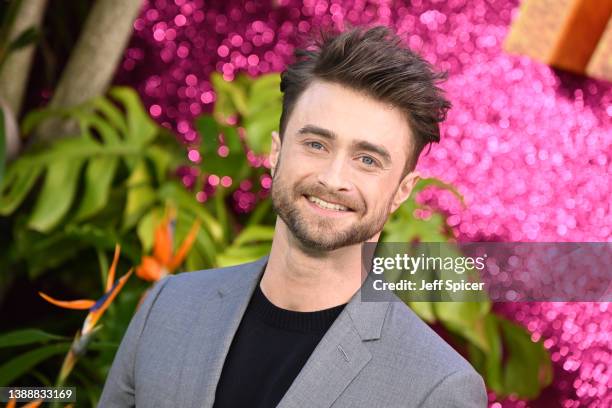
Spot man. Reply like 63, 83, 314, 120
99, 26, 487, 407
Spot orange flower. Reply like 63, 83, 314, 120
6, 398, 72, 408
6, 399, 42, 408
38, 244, 133, 337
136, 210, 200, 282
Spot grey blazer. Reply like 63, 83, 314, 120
99, 256, 487, 407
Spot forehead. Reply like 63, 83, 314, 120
288, 80, 413, 160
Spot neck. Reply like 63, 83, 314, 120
259, 217, 377, 312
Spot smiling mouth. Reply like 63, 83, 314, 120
305, 195, 353, 212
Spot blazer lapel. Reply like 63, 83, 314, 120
277, 290, 390, 408
174, 255, 389, 408
175, 256, 268, 408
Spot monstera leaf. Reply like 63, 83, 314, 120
0, 87, 178, 232
205, 72, 282, 155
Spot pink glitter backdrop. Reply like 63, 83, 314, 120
115, 0, 612, 406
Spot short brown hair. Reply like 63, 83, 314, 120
279, 25, 451, 175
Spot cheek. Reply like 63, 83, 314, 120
363, 185, 396, 213
274, 159, 308, 190
282, 149, 324, 177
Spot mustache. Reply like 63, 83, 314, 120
296, 184, 362, 211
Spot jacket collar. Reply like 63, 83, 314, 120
182, 255, 390, 408
218, 254, 390, 340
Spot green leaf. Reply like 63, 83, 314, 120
0, 329, 68, 348
434, 301, 492, 352
248, 74, 281, 115
186, 245, 208, 271
91, 96, 129, 135
242, 74, 282, 153
21, 105, 73, 135
13, 135, 135, 167
146, 144, 174, 185
408, 302, 436, 323
221, 125, 242, 153
0, 342, 70, 386
29, 370, 52, 387
158, 181, 223, 244
109, 87, 157, 148
97, 247, 110, 290
73, 157, 119, 221
214, 187, 229, 243
468, 315, 551, 399
0, 162, 43, 215
71, 369, 100, 407
172, 210, 211, 272
498, 317, 552, 398
172, 200, 218, 269
123, 159, 156, 231
7, 26, 39, 52
12, 222, 85, 279
216, 243, 271, 267
28, 158, 85, 232
195, 114, 219, 155
75, 110, 121, 146
481, 314, 503, 391
245, 198, 272, 227
137, 207, 163, 253
192, 227, 218, 268
88, 341, 120, 351
63, 224, 122, 255
383, 211, 449, 243
411, 177, 464, 205
200, 150, 245, 179
211, 72, 249, 118
243, 105, 280, 154
233, 225, 275, 247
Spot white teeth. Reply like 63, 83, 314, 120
307, 195, 349, 211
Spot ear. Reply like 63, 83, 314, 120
389, 170, 420, 213
269, 131, 282, 177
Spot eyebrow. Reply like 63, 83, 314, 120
297, 124, 393, 165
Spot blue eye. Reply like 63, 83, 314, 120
308, 141, 324, 150
360, 156, 376, 166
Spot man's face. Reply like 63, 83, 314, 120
270, 80, 419, 252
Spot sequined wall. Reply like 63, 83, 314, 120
116, 0, 612, 406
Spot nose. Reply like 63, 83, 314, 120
316, 155, 352, 192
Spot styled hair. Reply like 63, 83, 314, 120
279, 25, 452, 175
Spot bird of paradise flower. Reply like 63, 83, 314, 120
135, 208, 200, 282
5, 399, 72, 408
38, 244, 132, 385
6, 399, 43, 408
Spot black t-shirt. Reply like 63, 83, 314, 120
213, 283, 346, 407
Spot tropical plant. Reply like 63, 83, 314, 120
0, 73, 551, 405
135, 207, 200, 282
38, 245, 132, 387
381, 180, 552, 398
193, 72, 553, 399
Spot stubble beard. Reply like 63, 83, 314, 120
270, 158, 392, 252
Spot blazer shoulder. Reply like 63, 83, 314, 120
381, 300, 478, 375
135, 257, 266, 335
347, 300, 487, 407
166, 256, 267, 298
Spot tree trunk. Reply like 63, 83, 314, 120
0, 0, 48, 160
37, 0, 144, 141
0, 0, 48, 117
